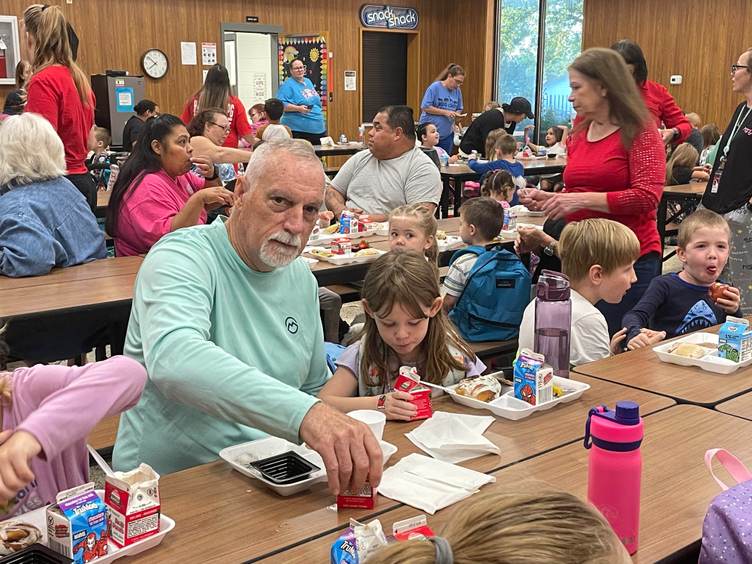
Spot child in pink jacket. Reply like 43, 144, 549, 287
0, 342, 146, 519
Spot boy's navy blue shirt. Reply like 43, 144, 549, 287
622, 272, 742, 343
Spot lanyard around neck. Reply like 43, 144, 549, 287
724, 105, 752, 157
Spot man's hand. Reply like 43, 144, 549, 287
0, 430, 42, 506
299, 403, 383, 495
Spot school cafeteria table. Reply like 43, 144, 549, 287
96, 190, 110, 218
271, 405, 739, 564
313, 142, 366, 157
573, 321, 752, 407
439, 156, 567, 217
716, 391, 752, 420
0, 256, 142, 319
131, 376, 672, 563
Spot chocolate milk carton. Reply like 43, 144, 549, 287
104, 464, 160, 548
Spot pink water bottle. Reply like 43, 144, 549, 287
583, 401, 643, 555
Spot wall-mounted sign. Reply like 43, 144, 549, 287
360, 5, 419, 30
246, 16, 259, 23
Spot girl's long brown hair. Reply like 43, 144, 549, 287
665, 142, 698, 184
23, 4, 91, 106
388, 203, 438, 264
366, 489, 627, 564
569, 47, 649, 149
359, 252, 476, 388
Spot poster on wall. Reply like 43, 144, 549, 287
278, 35, 329, 124
0, 16, 22, 85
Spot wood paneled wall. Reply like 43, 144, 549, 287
1, 0, 492, 139
584, 0, 752, 128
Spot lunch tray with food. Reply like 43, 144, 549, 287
304, 246, 386, 265
509, 205, 544, 218
652, 332, 752, 374
308, 227, 376, 244
0, 492, 174, 563
220, 436, 398, 496
437, 235, 463, 252
446, 372, 590, 421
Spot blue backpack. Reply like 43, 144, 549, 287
448, 245, 531, 342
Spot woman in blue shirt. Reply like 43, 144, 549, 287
419, 63, 465, 155
277, 59, 327, 145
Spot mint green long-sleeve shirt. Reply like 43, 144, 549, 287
112, 218, 328, 474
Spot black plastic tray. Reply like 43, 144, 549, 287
0, 544, 72, 564
249, 451, 321, 485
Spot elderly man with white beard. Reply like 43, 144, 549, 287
113, 139, 382, 495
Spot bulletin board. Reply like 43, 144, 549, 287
278, 34, 330, 123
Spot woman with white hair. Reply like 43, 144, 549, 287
0, 113, 106, 277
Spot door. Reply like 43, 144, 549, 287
362, 32, 407, 123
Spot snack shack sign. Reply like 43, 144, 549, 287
360, 5, 419, 30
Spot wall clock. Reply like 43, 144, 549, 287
141, 49, 169, 79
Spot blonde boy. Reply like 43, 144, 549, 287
623, 209, 741, 348
518, 218, 662, 365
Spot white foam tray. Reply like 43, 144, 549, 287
308, 229, 376, 244
6, 489, 173, 562
437, 236, 463, 252
304, 247, 386, 265
652, 332, 752, 374
219, 436, 397, 496
447, 373, 590, 421
509, 205, 545, 217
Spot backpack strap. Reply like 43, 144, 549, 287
705, 448, 752, 491
449, 245, 486, 266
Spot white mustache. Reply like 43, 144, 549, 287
269, 231, 301, 248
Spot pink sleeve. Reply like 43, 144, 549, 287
127, 182, 186, 249
606, 128, 665, 214
14, 357, 146, 461
25, 76, 60, 131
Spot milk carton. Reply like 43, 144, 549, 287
104, 463, 160, 548
394, 367, 432, 420
718, 316, 752, 363
46, 483, 109, 564
513, 349, 554, 406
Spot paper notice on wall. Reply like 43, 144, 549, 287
181, 41, 197, 65
344, 70, 356, 91
201, 42, 217, 66
253, 73, 267, 100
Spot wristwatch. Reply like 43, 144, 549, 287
377, 394, 387, 410
672, 127, 680, 139
543, 241, 558, 257
205, 164, 219, 181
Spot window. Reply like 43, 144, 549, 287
495, 0, 584, 144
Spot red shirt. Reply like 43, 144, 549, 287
563, 126, 665, 256
26, 65, 95, 175
640, 80, 692, 143
180, 95, 252, 149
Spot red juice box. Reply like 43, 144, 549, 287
337, 483, 376, 510
104, 463, 160, 548
393, 515, 436, 541
394, 367, 433, 420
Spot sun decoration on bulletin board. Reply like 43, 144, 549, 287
278, 35, 329, 123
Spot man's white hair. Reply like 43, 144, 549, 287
244, 138, 325, 193
0, 113, 66, 187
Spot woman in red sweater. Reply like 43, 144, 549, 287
611, 39, 692, 146
521, 48, 665, 336
180, 64, 255, 150
23, 4, 97, 212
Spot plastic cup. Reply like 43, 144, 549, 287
347, 410, 386, 441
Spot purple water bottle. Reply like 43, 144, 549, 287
584, 401, 643, 554
533, 270, 571, 378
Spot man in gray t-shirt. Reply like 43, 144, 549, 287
326, 105, 442, 222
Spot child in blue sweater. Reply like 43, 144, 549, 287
623, 209, 742, 348
468, 133, 525, 205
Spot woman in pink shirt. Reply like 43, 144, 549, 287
105, 114, 235, 256
0, 338, 146, 516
